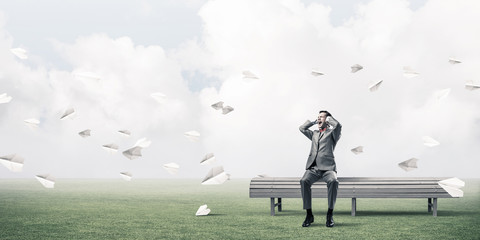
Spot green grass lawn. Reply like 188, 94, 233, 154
0, 178, 479, 240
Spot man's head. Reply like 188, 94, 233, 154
317, 110, 332, 129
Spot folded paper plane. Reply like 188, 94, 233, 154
60, 108, 76, 120
202, 166, 228, 185
35, 174, 55, 188
196, 204, 211, 216
351, 64, 363, 73
122, 146, 143, 160
78, 129, 91, 138
448, 58, 461, 64
422, 136, 440, 147
163, 163, 180, 175
10, 48, 28, 59
120, 172, 133, 181
403, 66, 419, 79
369, 80, 383, 92
200, 153, 216, 165
398, 158, 418, 172
311, 69, 324, 76
24, 118, 40, 129
0, 154, 24, 172
438, 177, 464, 197
351, 146, 363, 155
242, 71, 258, 79
118, 130, 131, 137
434, 88, 450, 101
465, 80, 480, 91
0, 93, 12, 104
211, 101, 224, 110
102, 144, 119, 154
184, 131, 200, 142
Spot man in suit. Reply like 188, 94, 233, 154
299, 110, 342, 227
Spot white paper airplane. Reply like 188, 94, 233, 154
0, 154, 24, 172
222, 106, 234, 115
369, 80, 383, 92
422, 136, 440, 147
351, 64, 363, 73
163, 163, 180, 175
78, 129, 91, 138
118, 130, 131, 137
201, 166, 229, 185
151, 92, 167, 104
73, 72, 101, 81
311, 69, 324, 76
195, 204, 211, 216
122, 146, 143, 160
465, 80, 480, 91
10, 48, 28, 59
242, 71, 259, 79
102, 144, 119, 154
257, 174, 269, 178
403, 66, 420, 78
200, 153, 216, 165
120, 172, 133, 181
0, 93, 12, 104
24, 118, 40, 129
438, 177, 465, 197
398, 158, 418, 172
351, 146, 363, 155
133, 138, 151, 148
35, 174, 55, 188
434, 88, 451, 101
184, 131, 200, 142
448, 58, 461, 64
60, 108, 76, 120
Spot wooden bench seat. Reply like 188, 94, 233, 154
249, 177, 461, 217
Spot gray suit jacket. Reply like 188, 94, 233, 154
299, 116, 342, 171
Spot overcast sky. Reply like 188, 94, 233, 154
1, 0, 479, 180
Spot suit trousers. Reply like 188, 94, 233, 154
300, 168, 339, 210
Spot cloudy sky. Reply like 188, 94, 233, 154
1, 0, 479, 180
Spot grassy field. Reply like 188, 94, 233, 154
0, 178, 479, 240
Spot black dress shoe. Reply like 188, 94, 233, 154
326, 214, 334, 227
302, 215, 314, 227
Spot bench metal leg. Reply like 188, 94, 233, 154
270, 198, 275, 216
428, 198, 432, 212
433, 198, 437, 217
351, 198, 356, 216
278, 198, 282, 212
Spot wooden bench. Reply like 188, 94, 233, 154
249, 177, 462, 217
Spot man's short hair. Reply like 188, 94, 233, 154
319, 110, 332, 117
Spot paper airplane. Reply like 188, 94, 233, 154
163, 163, 180, 175
78, 129, 91, 138
133, 138, 151, 148
311, 69, 324, 76
201, 166, 229, 185
369, 80, 383, 92
120, 172, 133, 181
438, 177, 465, 197
222, 106, 234, 115
211, 101, 224, 110
257, 174, 269, 178
200, 153, 216, 165
0, 93, 12, 104
122, 146, 143, 160
465, 80, 480, 91
351, 64, 363, 73
60, 108, 76, 120
195, 204, 211, 216
184, 131, 200, 142
151, 92, 167, 104
102, 144, 119, 154
10, 48, 28, 59
24, 118, 40, 129
398, 158, 418, 172
242, 71, 258, 79
422, 136, 440, 147
448, 58, 461, 64
35, 174, 55, 188
0, 154, 24, 172
351, 146, 363, 155
403, 66, 419, 79
118, 130, 131, 137
434, 88, 451, 101
73, 72, 100, 81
